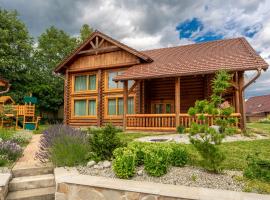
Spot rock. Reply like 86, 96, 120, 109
103, 161, 111, 168
93, 165, 104, 170
87, 160, 96, 167
210, 125, 220, 133
137, 170, 143, 176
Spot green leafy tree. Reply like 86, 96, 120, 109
0, 8, 33, 102
188, 70, 236, 172
32, 26, 78, 114
79, 24, 93, 42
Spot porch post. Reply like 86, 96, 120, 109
239, 72, 246, 130
175, 77, 181, 128
123, 80, 128, 131
235, 72, 240, 113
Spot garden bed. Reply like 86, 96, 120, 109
77, 164, 244, 192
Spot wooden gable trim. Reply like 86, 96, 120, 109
78, 46, 121, 56
54, 30, 153, 73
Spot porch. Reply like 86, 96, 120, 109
122, 73, 244, 131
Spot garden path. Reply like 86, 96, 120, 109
13, 133, 43, 168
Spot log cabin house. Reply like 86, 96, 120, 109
54, 30, 268, 131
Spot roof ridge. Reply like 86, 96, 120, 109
140, 37, 244, 53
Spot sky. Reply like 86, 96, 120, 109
1, 0, 270, 99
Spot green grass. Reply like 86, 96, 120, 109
33, 125, 51, 134
247, 122, 270, 136
117, 132, 167, 144
234, 176, 270, 194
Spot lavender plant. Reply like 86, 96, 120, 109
0, 140, 22, 161
36, 124, 88, 163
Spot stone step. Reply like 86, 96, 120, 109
7, 187, 55, 200
9, 174, 55, 192
12, 166, 54, 178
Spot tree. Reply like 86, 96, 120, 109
32, 26, 78, 115
188, 70, 236, 172
79, 24, 93, 42
0, 8, 33, 102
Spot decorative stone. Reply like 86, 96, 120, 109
103, 161, 111, 168
137, 170, 143, 176
87, 160, 96, 167
124, 192, 141, 200
77, 188, 105, 200
93, 165, 104, 170
102, 189, 123, 199
210, 125, 220, 133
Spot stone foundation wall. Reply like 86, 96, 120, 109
0, 173, 11, 200
54, 168, 270, 200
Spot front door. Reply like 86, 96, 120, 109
151, 100, 174, 114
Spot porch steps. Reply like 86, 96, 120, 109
7, 165, 55, 200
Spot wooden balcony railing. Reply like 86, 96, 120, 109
126, 113, 241, 131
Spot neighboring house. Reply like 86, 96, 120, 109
54, 31, 268, 131
246, 95, 270, 122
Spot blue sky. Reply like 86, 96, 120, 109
1, 0, 270, 98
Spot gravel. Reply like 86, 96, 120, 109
77, 165, 244, 192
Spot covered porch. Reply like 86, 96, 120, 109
122, 72, 245, 131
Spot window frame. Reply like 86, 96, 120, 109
72, 72, 98, 94
150, 100, 174, 114
71, 97, 98, 118
104, 95, 135, 119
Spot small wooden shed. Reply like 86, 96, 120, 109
0, 96, 15, 105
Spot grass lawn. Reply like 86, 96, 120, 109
33, 124, 51, 134
118, 131, 167, 144
247, 122, 270, 136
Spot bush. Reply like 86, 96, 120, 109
11, 132, 32, 146
112, 147, 136, 179
50, 135, 89, 167
36, 124, 87, 163
170, 144, 188, 167
0, 155, 9, 166
177, 125, 185, 134
128, 142, 145, 166
144, 145, 172, 177
88, 124, 123, 161
244, 154, 270, 182
0, 141, 22, 161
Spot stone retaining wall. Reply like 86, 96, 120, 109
0, 173, 11, 200
54, 168, 270, 200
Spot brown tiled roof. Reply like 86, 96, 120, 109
114, 37, 268, 81
246, 94, 270, 114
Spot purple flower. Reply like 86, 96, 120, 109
0, 140, 22, 161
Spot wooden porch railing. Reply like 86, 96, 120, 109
126, 113, 241, 131
126, 114, 176, 130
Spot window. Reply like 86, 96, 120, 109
106, 70, 134, 90
106, 97, 134, 116
73, 99, 97, 117
151, 101, 174, 114
74, 74, 96, 92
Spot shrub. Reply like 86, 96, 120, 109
11, 132, 32, 146
170, 144, 188, 167
244, 154, 270, 182
112, 147, 136, 179
50, 135, 89, 167
36, 124, 87, 163
177, 125, 185, 134
88, 124, 123, 161
0, 155, 9, 166
0, 141, 22, 161
128, 142, 145, 166
144, 145, 172, 177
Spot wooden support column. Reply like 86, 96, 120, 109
239, 72, 246, 130
123, 81, 128, 130
175, 77, 181, 128
63, 70, 69, 125
97, 69, 102, 127
235, 72, 240, 113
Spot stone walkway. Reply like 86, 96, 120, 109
136, 133, 269, 144
13, 134, 43, 169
